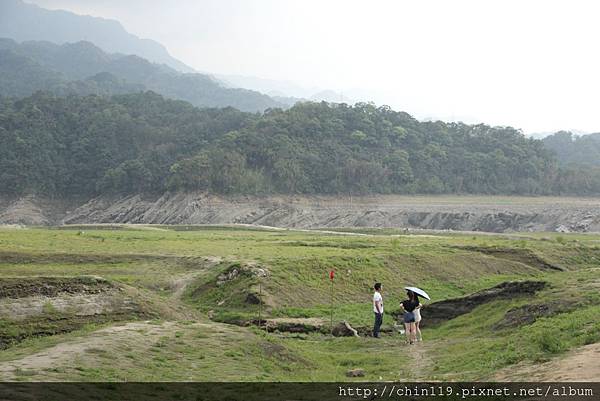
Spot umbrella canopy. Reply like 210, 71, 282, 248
405, 286, 431, 300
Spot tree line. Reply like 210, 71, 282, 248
542, 131, 600, 167
1, 91, 600, 197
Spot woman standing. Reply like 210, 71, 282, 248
400, 290, 420, 344
413, 293, 423, 341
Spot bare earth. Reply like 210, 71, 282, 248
493, 342, 600, 381
0, 321, 178, 380
0, 320, 254, 381
2, 193, 600, 232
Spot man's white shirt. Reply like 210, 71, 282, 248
373, 291, 383, 314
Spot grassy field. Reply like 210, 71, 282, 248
0, 225, 599, 381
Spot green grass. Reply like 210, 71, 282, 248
0, 225, 599, 381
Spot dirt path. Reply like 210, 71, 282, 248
0, 320, 242, 381
0, 321, 176, 380
170, 256, 222, 300
405, 340, 436, 380
492, 342, 600, 381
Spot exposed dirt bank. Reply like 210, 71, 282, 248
1, 193, 600, 233
0, 277, 149, 349
492, 342, 600, 382
394, 281, 548, 327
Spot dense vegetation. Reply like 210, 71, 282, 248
0, 38, 286, 112
2, 91, 600, 197
543, 131, 600, 167
540, 132, 600, 194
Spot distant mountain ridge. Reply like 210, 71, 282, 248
216, 73, 357, 105
0, 0, 194, 73
0, 0, 309, 111
0, 38, 288, 112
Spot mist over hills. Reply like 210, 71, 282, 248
1, 0, 599, 199
542, 131, 600, 167
0, 0, 297, 112
0, 40, 146, 97
0, 0, 194, 73
215, 73, 356, 105
1, 38, 600, 197
214, 74, 320, 99
0, 38, 288, 112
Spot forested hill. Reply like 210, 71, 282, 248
0, 38, 286, 112
542, 131, 600, 167
2, 91, 600, 197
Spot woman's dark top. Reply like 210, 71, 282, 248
401, 300, 419, 312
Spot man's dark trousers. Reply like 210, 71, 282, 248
373, 312, 383, 338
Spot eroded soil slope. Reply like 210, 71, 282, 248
2, 194, 600, 232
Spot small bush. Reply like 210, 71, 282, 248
534, 331, 564, 354
42, 301, 58, 315
582, 331, 600, 345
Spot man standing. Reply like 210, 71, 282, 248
373, 282, 383, 338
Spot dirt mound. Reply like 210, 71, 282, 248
229, 317, 327, 333
493, 301, 576, 330
215, 263, 268, 286
0, 277, 150, 349
399, 281, 547, 327
0, 250, 208, 268
263, 318, 326, 333
189, 261, 272, 310
0, 276, 113, 298
332, 321, 359, 337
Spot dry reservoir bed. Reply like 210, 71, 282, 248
1, 194, 600, 232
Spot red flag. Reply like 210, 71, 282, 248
329, 270, 335, 281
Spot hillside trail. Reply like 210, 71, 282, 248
409, 341, 436, 379
492, 342, 600, 381
170, 255, 222, 300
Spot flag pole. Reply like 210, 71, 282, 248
329, 270, 335, 333
258, 280, 264, 333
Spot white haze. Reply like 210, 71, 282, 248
27, 0, 600, 135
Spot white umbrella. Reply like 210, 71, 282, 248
405, 286, 431, 300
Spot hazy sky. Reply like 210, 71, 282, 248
27, 0, 600, 134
